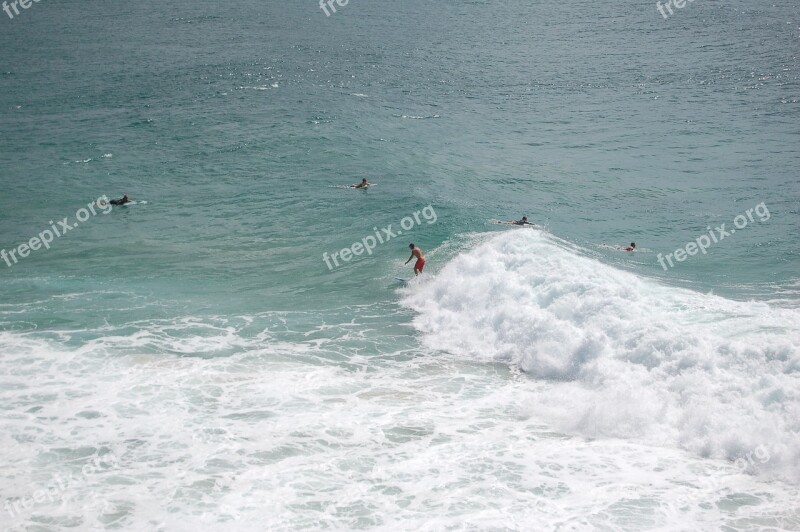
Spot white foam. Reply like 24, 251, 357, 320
1, 301, 797, 529
401, 230, 800, 482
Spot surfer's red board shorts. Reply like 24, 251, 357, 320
414, 258, 426, 272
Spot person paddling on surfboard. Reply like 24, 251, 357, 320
405, 243, 426, 276
99, 194, 131, 206
110, 194, 131, 206
498, 216, 534, 226
600, 242, 637, 251
351, 178, 370, 189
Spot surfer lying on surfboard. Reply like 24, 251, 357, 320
351, 178, 370, 188
405, 243, 425, 276
98, 194, 131, 206
601, 242, 636, 251
497, 216, 535, 226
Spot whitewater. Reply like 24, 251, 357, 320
403, 230, 800, 476
1, 230, 798, 530
2, 0, 799, 529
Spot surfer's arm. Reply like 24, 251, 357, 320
405, 253, 414, 264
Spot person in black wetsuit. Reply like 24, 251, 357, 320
499, 216, 535, 226
108, 194, 131, 206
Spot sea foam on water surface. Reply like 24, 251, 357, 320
0, 302, 798, 528
1, 234, 798, 529
402, 230, 800, 483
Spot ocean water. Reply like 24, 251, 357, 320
1, 0, 799, 529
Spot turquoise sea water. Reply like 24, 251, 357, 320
1, 0, 799, 529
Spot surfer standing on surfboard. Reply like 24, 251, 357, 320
405, 243, 425, 276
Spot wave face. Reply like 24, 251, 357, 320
401, 230, 800, 482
